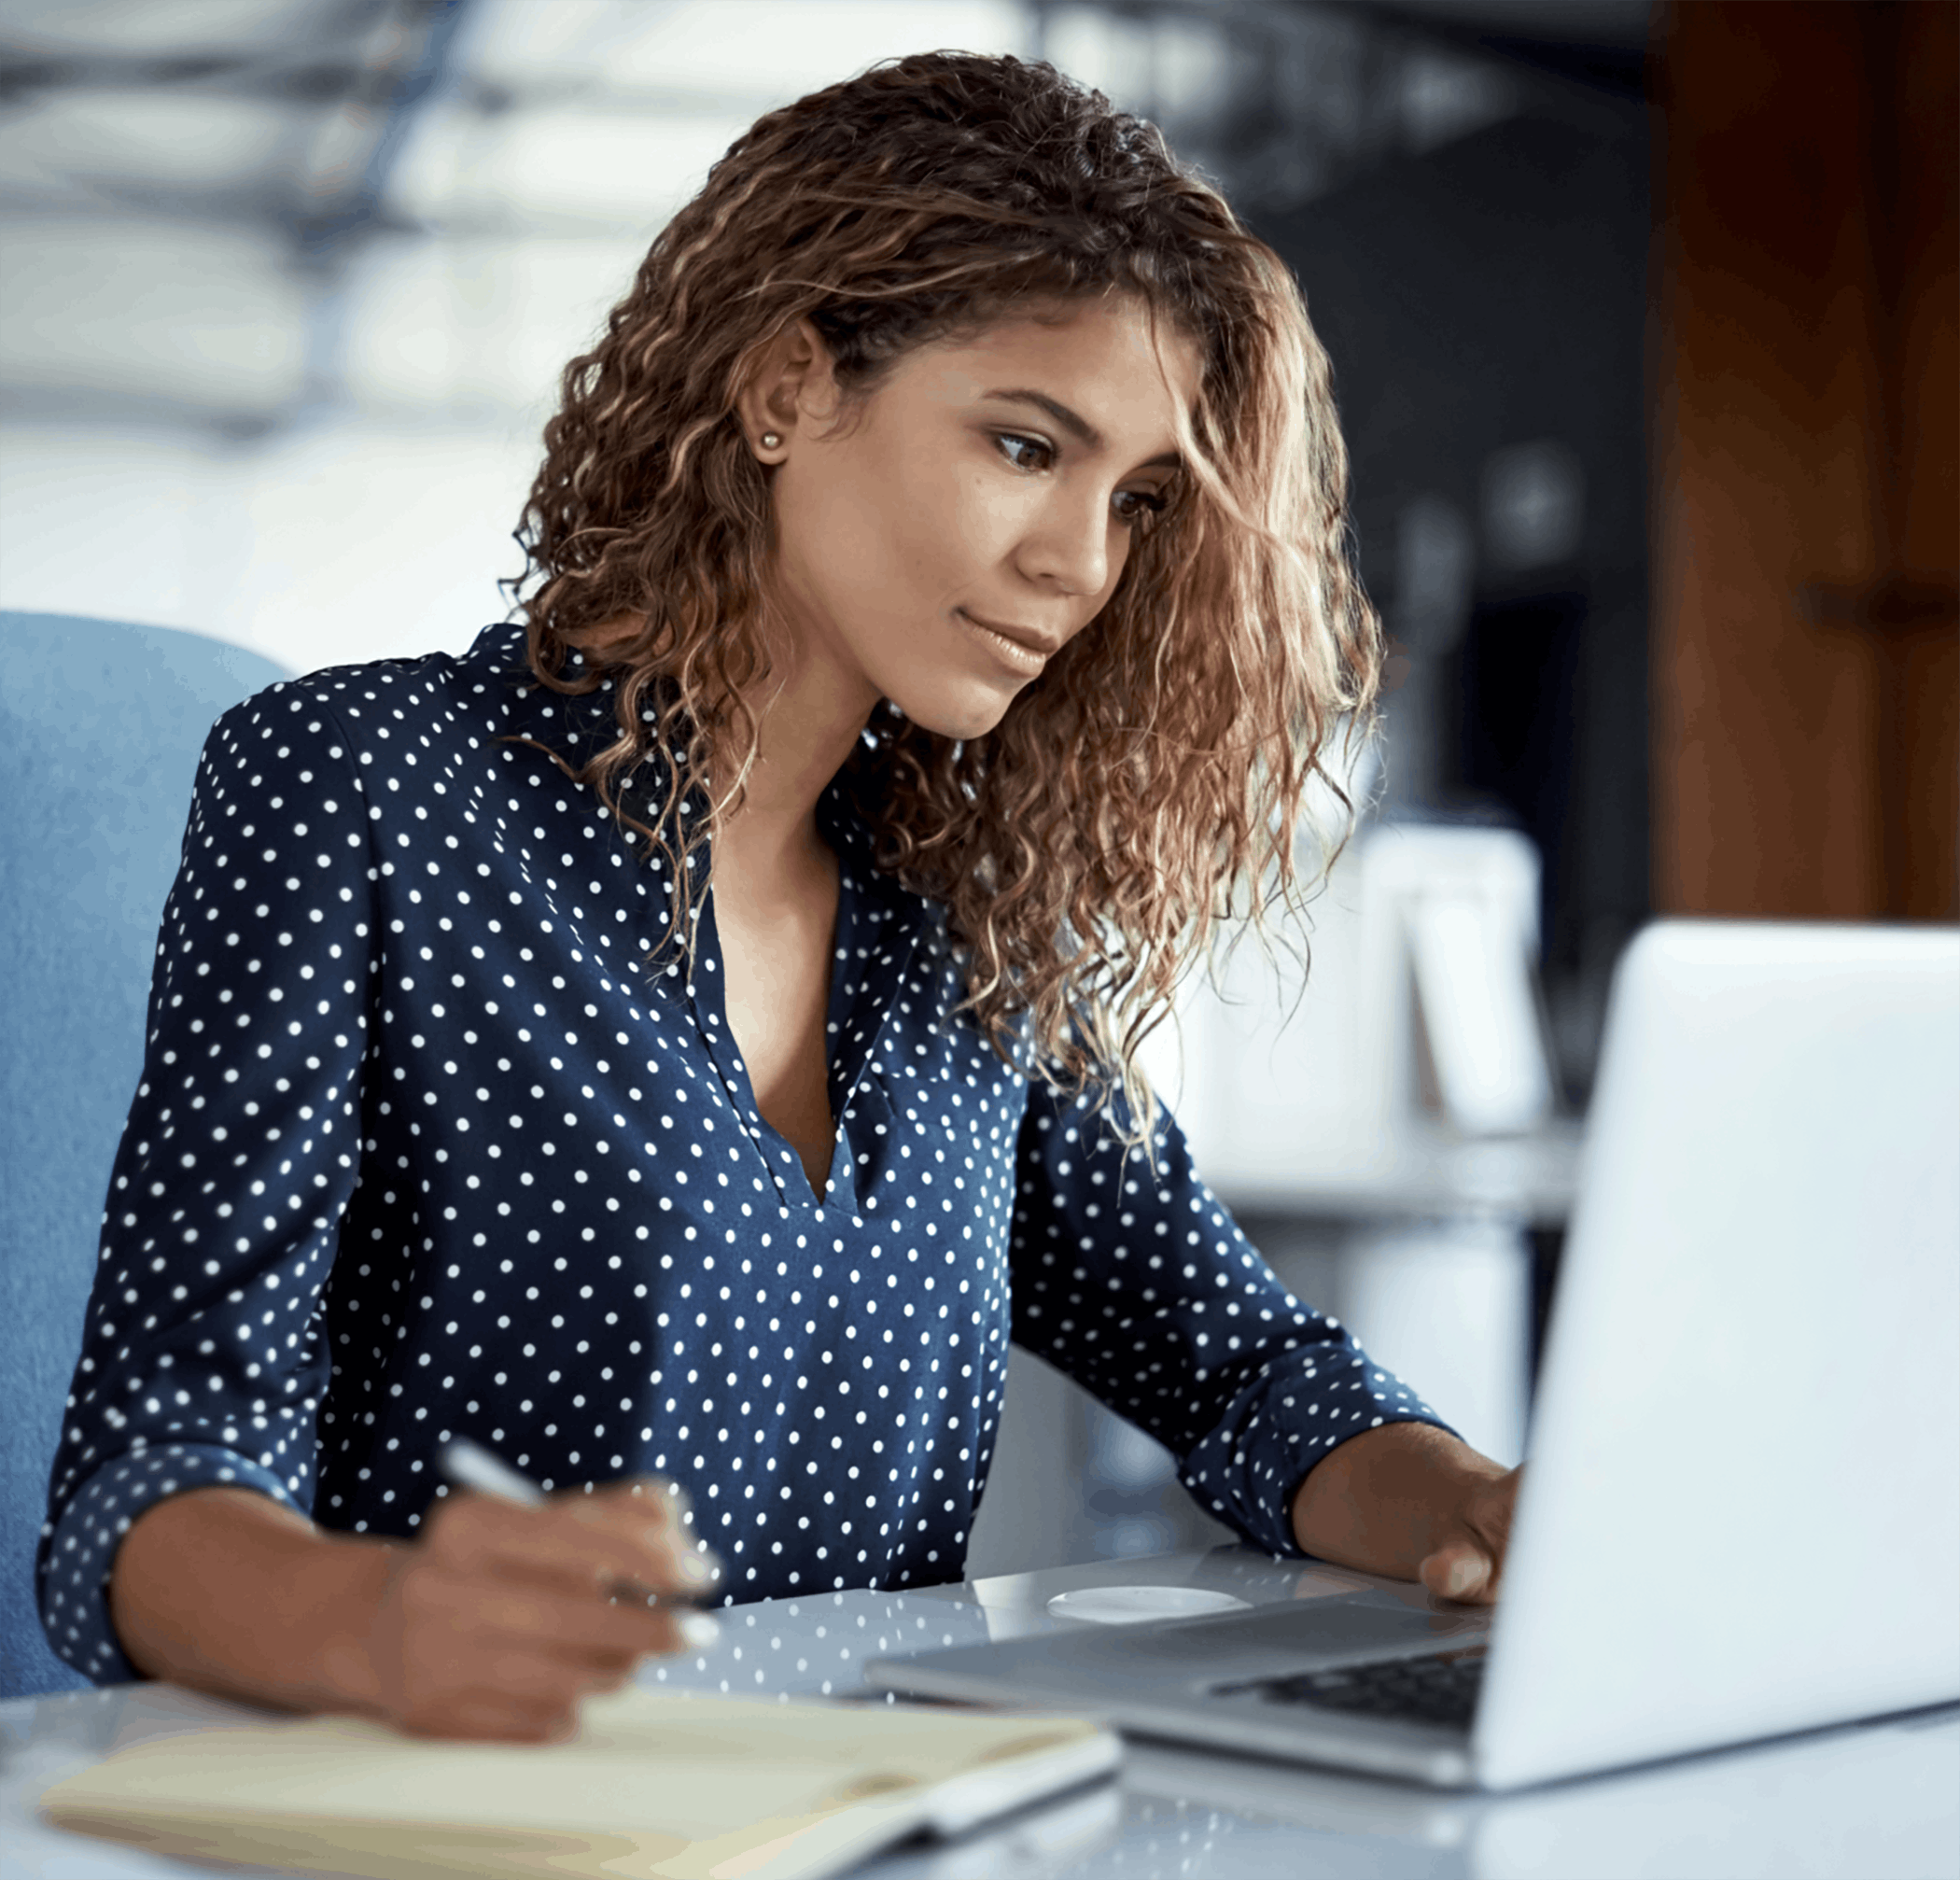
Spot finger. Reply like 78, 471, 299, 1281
1458, 1472, 1520, 1581
394, 1552, 713, 1681
488, 1532, 720, 1607
430, 1640, 634, 1711
422, 1482, 680, 1553
434, 1502, 719, 1604
401, 1696, 578, 1744
1420, 1543, 1494, 1604
427, 1471, 707, 1570
465, 1583, 689, 1663
563, 1485, 723, 1582
396, 1556, 689, 1662
1468, 1466, 1523, 1535
590, 1475, 696, 1525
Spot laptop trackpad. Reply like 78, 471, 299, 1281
1118, 1591, 1489, 1676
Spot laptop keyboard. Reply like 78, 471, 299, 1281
1215, 1648, 1486, 1728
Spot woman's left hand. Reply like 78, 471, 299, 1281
1289, 1422, 1521, 1606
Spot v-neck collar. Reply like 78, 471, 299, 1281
481, 621, 933, 1215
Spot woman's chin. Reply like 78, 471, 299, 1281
897, 666, 1043, 737
883, 677, 1025, 743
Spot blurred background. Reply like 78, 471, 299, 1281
1, 0, 1953, 1578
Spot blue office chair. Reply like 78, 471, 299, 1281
0, 612, 287, 1698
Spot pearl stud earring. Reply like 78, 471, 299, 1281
760, 431, 781, 449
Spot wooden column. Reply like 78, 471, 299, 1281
1653, 0, 1958, 919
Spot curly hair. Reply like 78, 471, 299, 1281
513, 49, 1380, 1144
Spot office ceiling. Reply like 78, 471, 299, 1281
0, 1, 1649, 229
0, 0, 1650, 427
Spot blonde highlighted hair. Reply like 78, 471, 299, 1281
515, 50, 1380, 1143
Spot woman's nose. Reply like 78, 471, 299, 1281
1017, 489, 1113, 600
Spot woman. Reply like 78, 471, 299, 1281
40, 52, 1517, 1743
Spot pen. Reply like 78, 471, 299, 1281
438, 1436, 723, 1644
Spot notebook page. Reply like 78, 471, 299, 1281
38, 1687, 1111, 1880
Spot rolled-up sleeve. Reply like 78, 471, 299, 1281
1009, 1075, 1454, 1558
37, 685, 374, 1682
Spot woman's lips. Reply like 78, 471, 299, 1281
963, 611, 1058, 655
956, 609, 1053, 677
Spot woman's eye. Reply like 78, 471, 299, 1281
1113, 488, 1169, 526
995, 432, 1053, 472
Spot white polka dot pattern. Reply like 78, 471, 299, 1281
37, 623, 1447, 1684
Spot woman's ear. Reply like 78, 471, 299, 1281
735, 318, 836, 464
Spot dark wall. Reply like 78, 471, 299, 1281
1254, 102, 1650, 1093
1655, 0, 1958, 922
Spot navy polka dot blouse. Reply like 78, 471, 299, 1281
38, 622, 1447, 1683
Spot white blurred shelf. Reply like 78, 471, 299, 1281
1211, 1117, 1584, 1227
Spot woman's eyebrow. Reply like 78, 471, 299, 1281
982, 389, 1182, 470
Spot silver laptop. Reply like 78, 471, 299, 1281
869, 921, 1960, 1789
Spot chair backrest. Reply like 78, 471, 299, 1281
0, 612, 287, 1697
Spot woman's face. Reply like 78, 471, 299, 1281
755, 298, 1199, 741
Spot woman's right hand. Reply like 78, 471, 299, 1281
360, 1479, 721, 1742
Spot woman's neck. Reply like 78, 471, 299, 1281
567, 611, 877, 868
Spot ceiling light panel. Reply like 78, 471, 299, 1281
385, 104, 753, 231
461, 0, 1031, 104
336, 231, 654, 410
0, 217, 307, 414
0, 0, 325, 59
0, 92, 298, 203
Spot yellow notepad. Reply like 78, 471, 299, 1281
37, 1686, 1119, 1880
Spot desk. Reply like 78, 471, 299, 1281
4, 1547, 1954, 1880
